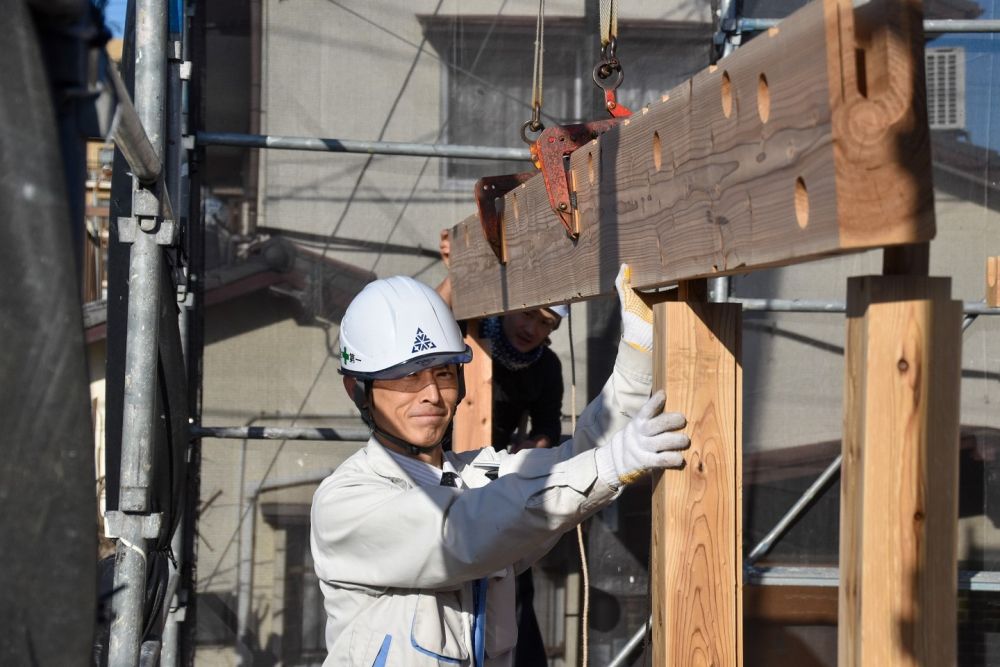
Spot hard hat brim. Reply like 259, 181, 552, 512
340, 345, 473, 381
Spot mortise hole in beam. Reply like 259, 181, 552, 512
588, 151, 595, 185
757, 74, 770, 123
721, 70, 733, 118
795, 177, 809, 229
855, 48, 868, 98
652, 132, 662, 172
512, 192, 519, 220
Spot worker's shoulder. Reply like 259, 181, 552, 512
446, 446, 504, 485
312, 444, 393, 497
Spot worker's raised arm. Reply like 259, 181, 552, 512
311, 444, 608, 590
565, 264, 659, 456
435, 228, 453, 307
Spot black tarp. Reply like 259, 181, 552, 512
0, 0, 97, 663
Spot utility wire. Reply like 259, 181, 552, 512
199, 0, 516, 595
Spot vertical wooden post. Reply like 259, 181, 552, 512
988, 257, 999, 308
839, 275, 962, 667
650, 296, 742, 667
452, 319, 492, 453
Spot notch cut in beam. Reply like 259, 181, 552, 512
447, 0, 934, 320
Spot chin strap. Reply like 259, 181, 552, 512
353, 379, 454, 457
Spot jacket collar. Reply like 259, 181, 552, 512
364, 436, 450, 487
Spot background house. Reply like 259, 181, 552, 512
88, 0, 1000, 663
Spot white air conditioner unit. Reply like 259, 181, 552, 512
925, 47, 966, 130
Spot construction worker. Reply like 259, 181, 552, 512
310, 267, 688, 666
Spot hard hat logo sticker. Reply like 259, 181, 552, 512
341, 347, 361, 364
411, 328, 437, 353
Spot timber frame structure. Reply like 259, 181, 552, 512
22, 0, 991, 662
448, 0, 964, 663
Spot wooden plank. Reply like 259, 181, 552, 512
448, 0, 933, 319
988, 256, 999, 308
451, 320, 492, 452
744, 584, 838, 625
839, 276, 962, 667
651, 300, 742, 667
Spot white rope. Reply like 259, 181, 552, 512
530, 0, 545, 113
568, 305, 589, 667
599, 0, 618, 46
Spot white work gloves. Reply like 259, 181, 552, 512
616, 263, 653, 353
595, 391, 690, 488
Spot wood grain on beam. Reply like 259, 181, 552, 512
651, 301, 742, 666
451, 321, 492, 452
839, 276, 961, 667
448, 0, 933, 319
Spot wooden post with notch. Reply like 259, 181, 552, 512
839, 252, 962, 665
651, 281, 743, 666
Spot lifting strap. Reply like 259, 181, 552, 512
523, 0, 546, 141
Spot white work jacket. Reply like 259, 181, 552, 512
310, 341, 652, 666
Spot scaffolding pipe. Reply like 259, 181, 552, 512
159, 521, 184, 667
191, 424, 371, 442
161, 7, 189, 663
737, 17, 1000, 33
607, 617, 651, 667
745, 566, 1000, 591
108, 63, 162, 185
733, 297, 1000, 315
746, 454, 843, 564
196, 131, 533, 161
108, 0, 168, 663
744, 315, 977, 566
192, 313, 991, 445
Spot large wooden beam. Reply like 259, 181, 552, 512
651, 299, 742, 666
839, 276, 962, 666
448, 0, 932, 319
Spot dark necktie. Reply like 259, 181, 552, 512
440, 471, 459, 487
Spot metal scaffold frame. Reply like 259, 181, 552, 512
102, 0, 1000, 662
107, 0, 171, 663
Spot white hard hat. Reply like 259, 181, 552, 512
339, 276, 472, 380
545, 304, 569, 319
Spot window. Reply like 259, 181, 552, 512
278, 522, 327, 666
421, 17, 713, 185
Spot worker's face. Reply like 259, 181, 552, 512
368, 365, 460, 447
502, 309, 559, 353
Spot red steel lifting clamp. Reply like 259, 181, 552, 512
473, 172, 534, 264
473, 38, 633, 261
530, 117, 625, 238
